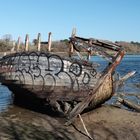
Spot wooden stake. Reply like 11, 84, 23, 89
71, 28, 76, 37
69, 28, 76, 56
69, 43, 74, 57
25, 34, 29, 51
48, 32, 52, 52
16, 37, 21, 52
37, 33, 41, 51
11, 41, 16, 52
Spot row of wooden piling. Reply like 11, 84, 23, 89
15, 32, 52, 52
9, 28, 93, 60
15, 28, 76, 53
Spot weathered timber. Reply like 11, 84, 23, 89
74, 36, 121, 51
0, 33, 125, 121
118, 71, 136, 82
37, 33, 41, 51
114, 71, 136, 89
16, 37, 21, 52
25, 34, 29, 51
48, 32, 52, 52
78, 114, 94, 140
118, 97, 140, 112
69, 28, 76, 57
70, 37, 115, 62
67, 45, 124, 123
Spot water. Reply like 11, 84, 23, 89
0, 85, 13, 112
92, 55, 140, 92
91, 55, 140, 104
0, 55, 140, 112
114, 55, 140, 105
116, 55, 140, 92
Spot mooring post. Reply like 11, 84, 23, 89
11, 41, 16, 53
25, 34, 29, 51
48, 32, 52, 52
16, 36, 21, 52
69, 28, 76, 57
37, 33, 41, 51
69, 43, 74, 57
71, 28, 76, 37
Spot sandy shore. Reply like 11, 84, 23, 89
0, 105, 140, 140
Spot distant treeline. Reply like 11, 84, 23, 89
0, 34, 140, 54
115, 41, 140, 54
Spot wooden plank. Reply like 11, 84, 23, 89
118, 97, 140, 112
37, 33, 41, 51
66, 50, 124, 124
16, 37, 21, 52
48, 32, 52, 52
67, 73, 111, 124
25, 34, 29, 51
70, 37, 114, 62
115, 71, 136, 88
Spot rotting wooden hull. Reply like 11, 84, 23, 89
0, 35, 125, 121
4, 72, 113, 105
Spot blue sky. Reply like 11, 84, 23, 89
0, 0, 140, 42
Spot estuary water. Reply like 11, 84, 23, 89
114, 55, 140, 104
93, 55, 140, 92
0, 55, 140, 112
92, 54, 140, 104
116, 55, 140, 93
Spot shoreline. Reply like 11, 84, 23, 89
0, 104, 140, 140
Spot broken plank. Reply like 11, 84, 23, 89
118, 97, 140, 112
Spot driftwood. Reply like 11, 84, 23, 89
118, 97, 140, 112
114, 92, 140, 99
124, 93, 140, 99
78, 114, 94, 140
115, 71, 136, 88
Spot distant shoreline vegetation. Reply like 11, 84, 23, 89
0, 34, 140, 54
115, 41, 140, 54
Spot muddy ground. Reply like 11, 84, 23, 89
0, 105, 140, 140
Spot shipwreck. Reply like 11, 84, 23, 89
0, 32, 125, 122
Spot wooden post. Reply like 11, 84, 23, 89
48, 32, 52, 52
16, 37, 21, 52
69, 43, 74, 57
37, 33, 41, 51
25, 34, 29, 51
11, 41, 16, 52
69, 28, 76, 57
71, 28, 76, 37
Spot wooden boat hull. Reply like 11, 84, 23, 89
0, 35, 124, 121
0, 51, 114, 115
